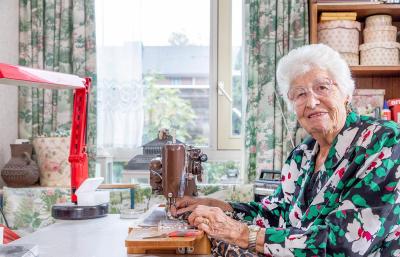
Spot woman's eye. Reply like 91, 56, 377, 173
296, 92, 306, 98
318, 85, 329, 91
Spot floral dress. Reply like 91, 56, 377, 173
212, 112, 400, 257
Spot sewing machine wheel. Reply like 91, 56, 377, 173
51, 203, 108, 220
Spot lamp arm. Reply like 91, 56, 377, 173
69, 77, 91, 204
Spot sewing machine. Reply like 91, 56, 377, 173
124, 143, 209, 254
149, 143, 208, 218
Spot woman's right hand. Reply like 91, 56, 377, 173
171, 196, 210, 217
171, 196, 233, 217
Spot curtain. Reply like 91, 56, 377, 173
95, 0, 144, 149
244, 0, 309, 182
18, 0, 97, 175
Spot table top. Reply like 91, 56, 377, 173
98, 183, 138, 189
10, 214, 211, 257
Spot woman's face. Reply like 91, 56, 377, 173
289, 67, 348, 138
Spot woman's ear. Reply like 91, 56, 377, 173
344, 96, 352, 113
344, 95, 351, 105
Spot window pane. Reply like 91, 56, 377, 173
231, 0, 243, 136
96, 0, 210, 149
201, 160, 241, 184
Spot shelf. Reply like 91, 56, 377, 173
310, 1, 400, 99
316, 4, 400, 20
350, 66, 400, 77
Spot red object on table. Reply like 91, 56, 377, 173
0, 63, 90, 204
0, 224, 20, 244
387, 98, 400, 123
167, 229, 202, 237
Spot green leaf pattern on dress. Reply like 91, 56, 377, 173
227, 113, 400, 256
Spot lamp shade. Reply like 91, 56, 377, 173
0, 63, 85, 89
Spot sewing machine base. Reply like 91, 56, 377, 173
125, 227, 211, 255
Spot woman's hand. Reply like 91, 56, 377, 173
171, 196, 210, 217
188, 205, 249, 249
171, 196, 234, 217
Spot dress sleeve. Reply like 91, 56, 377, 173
261, 128, 400, 257
229, 148, 300, 228
229, 185, 286, 227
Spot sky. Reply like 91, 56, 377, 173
96, 0, 242, 47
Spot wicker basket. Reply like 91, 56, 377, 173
360, 42, 400, 65
365, 14, 392, 27
363, 26, 397, 43
318, 20, 361, 53
341, 52, 359, 66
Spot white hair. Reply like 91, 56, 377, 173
276, 44, 355, 110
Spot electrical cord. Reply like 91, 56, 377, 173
0, 205, 9, 228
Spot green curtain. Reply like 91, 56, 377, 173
245, 0, 309, 182
18, 0, 97, 175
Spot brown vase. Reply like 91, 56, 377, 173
1, 144, 39, 187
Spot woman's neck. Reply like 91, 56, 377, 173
312, 132, 335, 149
315, 140, 332, 172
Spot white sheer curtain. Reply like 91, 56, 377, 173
96, 0, 144, 149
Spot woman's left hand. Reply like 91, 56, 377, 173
188, 205, 248, 248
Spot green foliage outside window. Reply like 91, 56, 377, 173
112, 162, 126, 183
202, 160, 240, 184
142, 75, 206, 145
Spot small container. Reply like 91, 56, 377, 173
360, 42, 400, 66
365, 14, 392, 27
341, 52, 359, 66
318, 20, 361, 53
363, 26, 397, 43
382, 101, 392, 120
388, 99, 400, 123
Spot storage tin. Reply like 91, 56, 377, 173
318, 20, 361, 53
363, 25, 397, 43
341, 52, 359, 66
365, 14, 392, 27
360, 42, 400, 65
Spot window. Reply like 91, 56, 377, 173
217, 0, 243, 149
95, 0, 244, 183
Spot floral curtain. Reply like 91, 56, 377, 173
19, 0, 97, 175
244, 0, 309, 182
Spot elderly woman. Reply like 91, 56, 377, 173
172, 44, 400, 256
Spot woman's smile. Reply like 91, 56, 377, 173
307, 111, 328, 119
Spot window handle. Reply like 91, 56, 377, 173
217, 81, 232, 103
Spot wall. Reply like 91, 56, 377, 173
0, 0, 19, 185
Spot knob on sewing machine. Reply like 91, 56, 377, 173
149, 143, 207, 218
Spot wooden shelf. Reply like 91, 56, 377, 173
315, 4, 400, 21
310, 1, 400, 99
350, 66, 400, 77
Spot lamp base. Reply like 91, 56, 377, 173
52, 203, 108, 220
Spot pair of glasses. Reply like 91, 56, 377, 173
287, 79, 337, 106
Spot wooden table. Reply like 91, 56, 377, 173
10, 214, 211, 257
98, 183, 138, 208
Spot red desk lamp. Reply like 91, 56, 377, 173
0, 63, 107, 219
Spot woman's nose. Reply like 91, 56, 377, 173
305, 92, 320, 108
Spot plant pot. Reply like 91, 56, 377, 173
33, 137, 70, 187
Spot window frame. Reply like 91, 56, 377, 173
216, 0, 244, 150
96, 0, 245, 183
